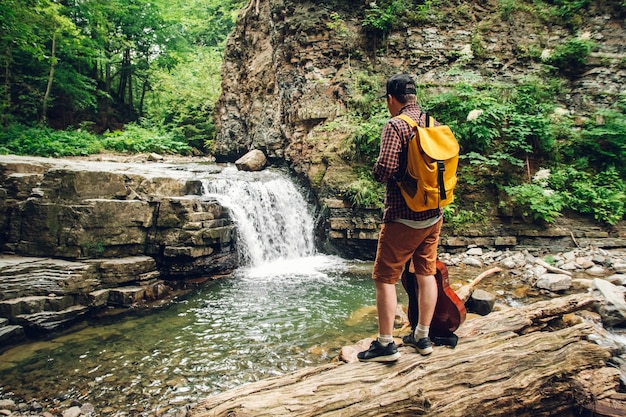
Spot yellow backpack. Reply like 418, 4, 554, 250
395, 113, 460, 211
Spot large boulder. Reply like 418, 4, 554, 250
235, 149, 267, 172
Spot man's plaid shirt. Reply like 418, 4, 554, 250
373, 103, 443, 223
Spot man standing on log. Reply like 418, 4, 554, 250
358, 74, 443, 362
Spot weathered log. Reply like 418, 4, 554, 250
191, 294, 624, 417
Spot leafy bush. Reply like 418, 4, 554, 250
362, 0, 405, 37
536, 0, 590, 30
549, 166, 625, 225
502, 169, 564, 223
443, 203, 488, 232
0, 124, 102, 157
545, 37, 595, 77
340, 70, 388, 165
346, 71, 385, 118
146, 46, 223, 152
344, 174, 385, 209
574, 109, 626, 177
348, 110, 389, 164
327, 12, 349, 36
101, 120, 192, 154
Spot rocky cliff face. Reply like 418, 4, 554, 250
216, 0, 624, 162
214, 0, 625, 256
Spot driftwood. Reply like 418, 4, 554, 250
191, 293, 626, 417
455, 266, 502, 302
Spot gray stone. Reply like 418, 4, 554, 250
467, 289, 496, 316
62, 406, 82, 417
108, 287, 147, 307
614, 263, 626, 274
536, 274, 572, 292
605, 274, 626, 286
462, 257, 483, 268
585, 265, 606, 277
562, 251, 576, 261
15, 305, 89, 331
560, 262, 578, 271
576, 257, 595, 269
0, 399, 16, 411
494, 236, 517, 246
466, 247, 483, 256
592, 278, 626, 327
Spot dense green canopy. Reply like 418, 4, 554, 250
0, 0, 243, 141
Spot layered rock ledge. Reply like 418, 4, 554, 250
0, 155, 238, 349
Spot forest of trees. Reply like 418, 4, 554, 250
0, 0, 244, 152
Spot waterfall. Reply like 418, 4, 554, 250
202, 166, 316, 268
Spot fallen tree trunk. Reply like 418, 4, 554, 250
191, 294, 625, 417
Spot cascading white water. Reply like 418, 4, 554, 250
202, 166, 316, 267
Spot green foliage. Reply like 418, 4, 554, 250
346, 71, 385, 118
502, 177, 565, 224
420, 79, 625, 225
348, 110, 389, 164
549, 166, 625, 225
338, 71, 388, 164
158, 0, 244, 47
0, 121, 193, 157
539, 0, 590, 29
443, 203, 488, 232
82, 241, 105, 257
101, 120, 192, 155
327, 12, 349, 36
543, 255, 557, 266
344, 173, 385, 209
0, 0, 244, 154
574, 109, 626, 177
545, 37, 596, 77
0, 124, 102, 157
425, 79, 558, 163
407, 1, 438, 23
498, 0, 517, 21
145, 46, 223, 152
362, 0, 405, 37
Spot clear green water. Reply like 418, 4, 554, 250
0, 256, 399, 414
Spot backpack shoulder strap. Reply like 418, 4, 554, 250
424, 113, 435, 127
395, 113, 418, 129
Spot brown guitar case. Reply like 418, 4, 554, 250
401, 259, 466, 347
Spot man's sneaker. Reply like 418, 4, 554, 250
357, 340, 401, 362
402, 333, 433, 355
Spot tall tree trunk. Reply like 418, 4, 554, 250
139, 79, 148, 118
105, 59, 111, 94
117, 48, 129, 107
127, 48, 133, 119
41, 33, 57, 125
3, 46, 11, 117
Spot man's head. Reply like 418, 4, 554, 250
384, 73, 416, 104
384, 73, 416, 116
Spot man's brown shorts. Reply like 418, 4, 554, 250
372, 218, 443, 284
